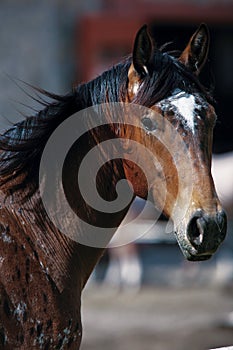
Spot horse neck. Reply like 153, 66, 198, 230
0, 67, 131, 292
61, 128, 132, 288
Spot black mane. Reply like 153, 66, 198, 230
0, 50, 212, 189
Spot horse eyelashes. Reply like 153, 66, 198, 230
141, 117, 157, 131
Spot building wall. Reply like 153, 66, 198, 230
0, 0, 101, 126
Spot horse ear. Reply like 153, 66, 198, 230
128, 25, 153, 100
132, 25, 153, 77
179, 23, 210, 75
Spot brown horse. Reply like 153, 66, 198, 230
0, 24, 227, 349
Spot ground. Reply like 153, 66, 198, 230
81, 286, 233, 350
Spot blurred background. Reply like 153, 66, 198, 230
0, 0, 233, 349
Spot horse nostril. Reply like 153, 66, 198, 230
187, 215, 205, 248
187, 210, 227, 251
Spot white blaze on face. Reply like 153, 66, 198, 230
171, 92, 196, 133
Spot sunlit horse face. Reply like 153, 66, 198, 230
125, 24, 227, 261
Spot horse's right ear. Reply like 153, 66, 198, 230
132, 25, 153, 77
128, 25, 153, 100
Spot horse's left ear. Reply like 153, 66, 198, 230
128, 25, 153, 99
179, 23, 210, 75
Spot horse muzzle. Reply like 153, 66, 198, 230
175, 209, 227, 261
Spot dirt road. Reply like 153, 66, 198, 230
81, 286, 233, 350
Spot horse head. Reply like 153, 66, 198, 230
125, 24, 227, 261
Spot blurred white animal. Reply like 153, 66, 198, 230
212, 151, 233, 219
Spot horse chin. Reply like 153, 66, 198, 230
182, 249, 212, 262
187, 254, 212, 262
174, 231, 213, 262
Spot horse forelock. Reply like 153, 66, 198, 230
133, 50, 213, 107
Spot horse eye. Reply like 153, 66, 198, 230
166, 109, 175, 117
195, 107, 206, 119
141, 117, 157, 131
